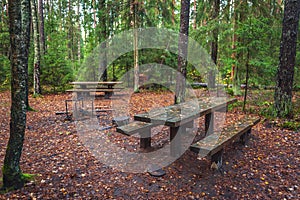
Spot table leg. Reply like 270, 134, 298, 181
140, 127, 151, 149
105, 85, 114, 99
171, 126, 189, 157
205, 112, 214, 135
170, 127, 180, 157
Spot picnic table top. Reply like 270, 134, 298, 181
70, 81, 122, 85
134, 97, 237, 127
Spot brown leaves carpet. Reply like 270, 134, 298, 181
0, 90, 299, 199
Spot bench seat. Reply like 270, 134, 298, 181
116, 121, 155, 149
66, 88, 122, 92
190, 117, 260, 165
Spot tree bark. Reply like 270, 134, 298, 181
175, 0, 190, 104
171, 0, 175, 25
231, 0, 241, 95
3, 0, 31, 190
32, 0, 42, 95
132, 0, 139, 92
274, 0, 300, 118
77, 0, 81, 63
208, 0, 220, 89
99, 0, 108, 81
38, 0, 45, 55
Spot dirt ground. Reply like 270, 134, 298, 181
0, 90, 299, 199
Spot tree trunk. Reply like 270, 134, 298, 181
100, 0, 108, 81
231, 0, 241, 95
38, 0, 45, 55
274, 0, 300, 118
32, 0, 41, 95
171, 0, 175, 25
77, 0, 81, 63
208, 0, 220, 89
132, 0, 139, 92
193, 0, 197, 29
175, 0, 190, 104
67, 0, 74, 61
133, 27, 139, 92
243, 47, 250, 112
2, 0, 31, 190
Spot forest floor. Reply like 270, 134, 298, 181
0, 89, 299, 199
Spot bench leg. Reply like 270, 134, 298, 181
65, 100, 72, 120
240, 129, 251, 145
170, 127, 179, 157
140, 128, 151, 149
211, 149, 223, 166
170, 126, 186, 157
205, 112, 214, 135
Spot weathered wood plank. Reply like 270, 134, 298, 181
190, 117, 260, 158
66, 88, 122, 92
116, 121, 154, 136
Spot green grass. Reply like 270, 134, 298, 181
279, 120, 300, 131
245, 89, 300, 130
26, 106, 37, 112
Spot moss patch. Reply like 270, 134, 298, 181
0, 173, 36, 193
21, 173, 36, 182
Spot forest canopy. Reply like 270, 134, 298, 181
0, 0, 299, 92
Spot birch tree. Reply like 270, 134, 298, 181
2, 0, 31, 190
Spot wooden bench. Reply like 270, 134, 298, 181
190, 117, 260, 167
66, 88, 123, 99
116, 121, 156, 149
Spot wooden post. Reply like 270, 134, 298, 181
205, 112, 214, 135
140, 128, 151, 149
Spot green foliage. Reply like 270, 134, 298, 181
235, 16, 281, 87
226, 88, 234, 96
0, 20, 10, 90
259, 104, 277, 119
43, 31, 74, 92
227, 100, 243, 111
0, 55, 10, 89
0, 0, 289, 94
279, 121, 300, 131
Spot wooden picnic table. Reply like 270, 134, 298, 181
134, 97, 237, 156
70, 81, 122, 87
67, 81, 123, 99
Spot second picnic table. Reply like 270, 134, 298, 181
67, 81, 123, 99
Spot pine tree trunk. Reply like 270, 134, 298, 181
77, 0, 81, 63
133, 27, 139, 92
38, 0, 45, 55
171, 0, 175, 25
3, 0, 31, 190
100, 0, 108, 81
31, 0, 41, 95
175, 0, 190, 104
67, 0, 74, 61
193, 0, 197, 29
132, 1, 139, 92
274, 0, 300, 118
208, 0, 220, 88
231, 0, 241, 95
